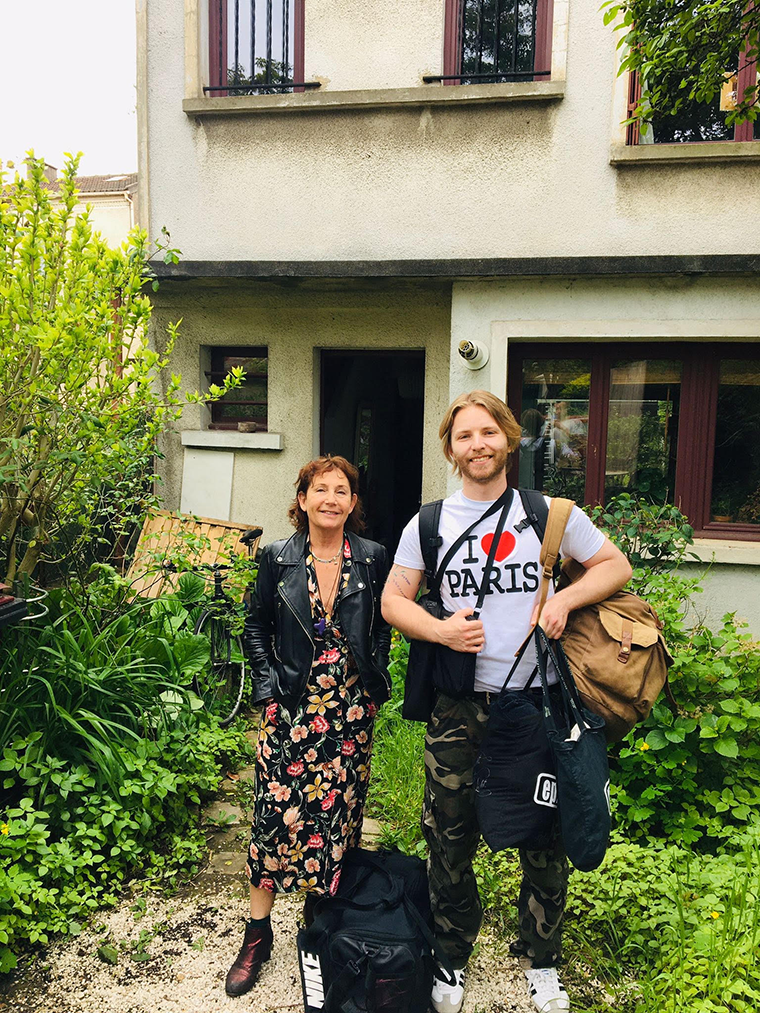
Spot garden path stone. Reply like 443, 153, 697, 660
204, 801, 245, 825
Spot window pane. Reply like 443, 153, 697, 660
649, 93, 733, 143
605, 360, 680, 502
519, 359, 590, 502
460, 0, 537, 82
710, 360, 760, 524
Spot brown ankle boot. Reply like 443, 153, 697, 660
225, 918, 273, 996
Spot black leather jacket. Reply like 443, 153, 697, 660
244, 529, 392, 709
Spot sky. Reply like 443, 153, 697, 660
0, 0, 138, 177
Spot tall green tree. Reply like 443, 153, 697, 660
604, 0, 759, 126
0, 154, 239, 586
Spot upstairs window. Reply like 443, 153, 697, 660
626, 53, 757, 144
207, 347, 268, 431
207, 0, 314, 96
442, 0, 553, 84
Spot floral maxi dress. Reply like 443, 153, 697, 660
246, 538, 376, 896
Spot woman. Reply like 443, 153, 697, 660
225, 455, 391, 997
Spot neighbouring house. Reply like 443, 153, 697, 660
137, 0, 760, 633
42, 164, 138, 247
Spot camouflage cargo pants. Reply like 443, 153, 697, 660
423, 691, 568, 969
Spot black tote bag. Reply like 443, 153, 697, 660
535, 626, 611, 872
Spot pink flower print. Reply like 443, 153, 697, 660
329, 871, 342, 896
304, 748, 318, 763
323, 648, 340, 664
305, 857, 321, 874
341, 740, 356, 756
248, 843, 259, 860
265, 702, 278, 721
268, 781, 292, 803
317, 673, 337, 690
259, 877, 276, 893
283, 876, 295, 889
367, 701, 378, 718
346, 705, 365, 722
343, 538, 351, 558
307, 833, 324, 849
283, 806, 301, 826
290, 724, 309, 742
356, 731, 369, 744
264, 856, 280, 871
261, 741, 273, 759
286, 760, 305, 776
331, 844, 344, 862
321, 790, 339, 811
311, 714, 330, 734
278, 843, 290, 856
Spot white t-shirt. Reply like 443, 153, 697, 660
393, 489, 605, 692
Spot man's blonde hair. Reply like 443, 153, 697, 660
439, 390, 522, 477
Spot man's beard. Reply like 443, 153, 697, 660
458, 446, 510, 483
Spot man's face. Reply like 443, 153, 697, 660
449, 405, 510, 483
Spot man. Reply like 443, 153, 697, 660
381, 390, 631, 1013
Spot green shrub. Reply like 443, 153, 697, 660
588, 494, 695, 572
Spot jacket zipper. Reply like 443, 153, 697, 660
279, 585, 317, 675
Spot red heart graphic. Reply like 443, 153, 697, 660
481, 531, 516, 562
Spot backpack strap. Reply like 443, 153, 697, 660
418, 499, 444, 584
517, 488, 549, 543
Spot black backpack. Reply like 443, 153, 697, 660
403, 488, 551, 722
297, 848, 453, 1013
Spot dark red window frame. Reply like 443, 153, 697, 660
208, 0, 305, 97
207, 345, 268, 431
626, 51, 756, 145
443, 0, 554, 85
507, 342, 760, 541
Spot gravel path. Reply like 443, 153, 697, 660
1, 878, 534, 1013
0, 766, 535, 1013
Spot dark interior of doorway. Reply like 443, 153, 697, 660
321, 351, 425, 553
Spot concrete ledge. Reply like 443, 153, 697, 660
151, 254, 760, 282
611, 141, 760, 166
183, 80, 565, 117
690, 538, 760, 566
181, 430, 283, 451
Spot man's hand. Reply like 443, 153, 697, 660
530, 596, 569, 640
438, 608, 486, 653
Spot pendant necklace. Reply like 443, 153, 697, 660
311, 548, 341, 565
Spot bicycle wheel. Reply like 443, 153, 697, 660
193, 610, 246, 727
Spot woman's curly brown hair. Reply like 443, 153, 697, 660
287, 455, 366, 534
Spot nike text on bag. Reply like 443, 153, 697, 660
474, 688, 557, 852
404, 490, 512, 715
297, 848, 453, 1013
535, 626, 611, 872
536, 498, 674, 743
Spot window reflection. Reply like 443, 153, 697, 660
519, 359, 590, 502
710, 360, 760, 524
606, 360, 680, 503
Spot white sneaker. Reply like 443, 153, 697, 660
431, 967, 465, 1013
524, 967, 570, 1013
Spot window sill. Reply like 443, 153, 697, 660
183, 80, 564, 118
180, 430, 283, 451
687, 538, 760, 566
610, 141, 760, 166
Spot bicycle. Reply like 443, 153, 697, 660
175, 527, 262, 727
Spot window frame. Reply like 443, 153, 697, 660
507, 341, 760, 541
206, 345, 269, 431
443, 0, 554, 85
208, 0, 306, 98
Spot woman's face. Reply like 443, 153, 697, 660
298, 468, 357, 537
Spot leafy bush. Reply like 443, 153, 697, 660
612, 613, 760, 847
0, 569, 253, 973
588, 493, 695, 572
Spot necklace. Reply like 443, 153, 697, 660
311, 547, 341, 565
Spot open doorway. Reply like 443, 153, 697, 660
320, 351, 425, 552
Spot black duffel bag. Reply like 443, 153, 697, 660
297, 848, 454, 1013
